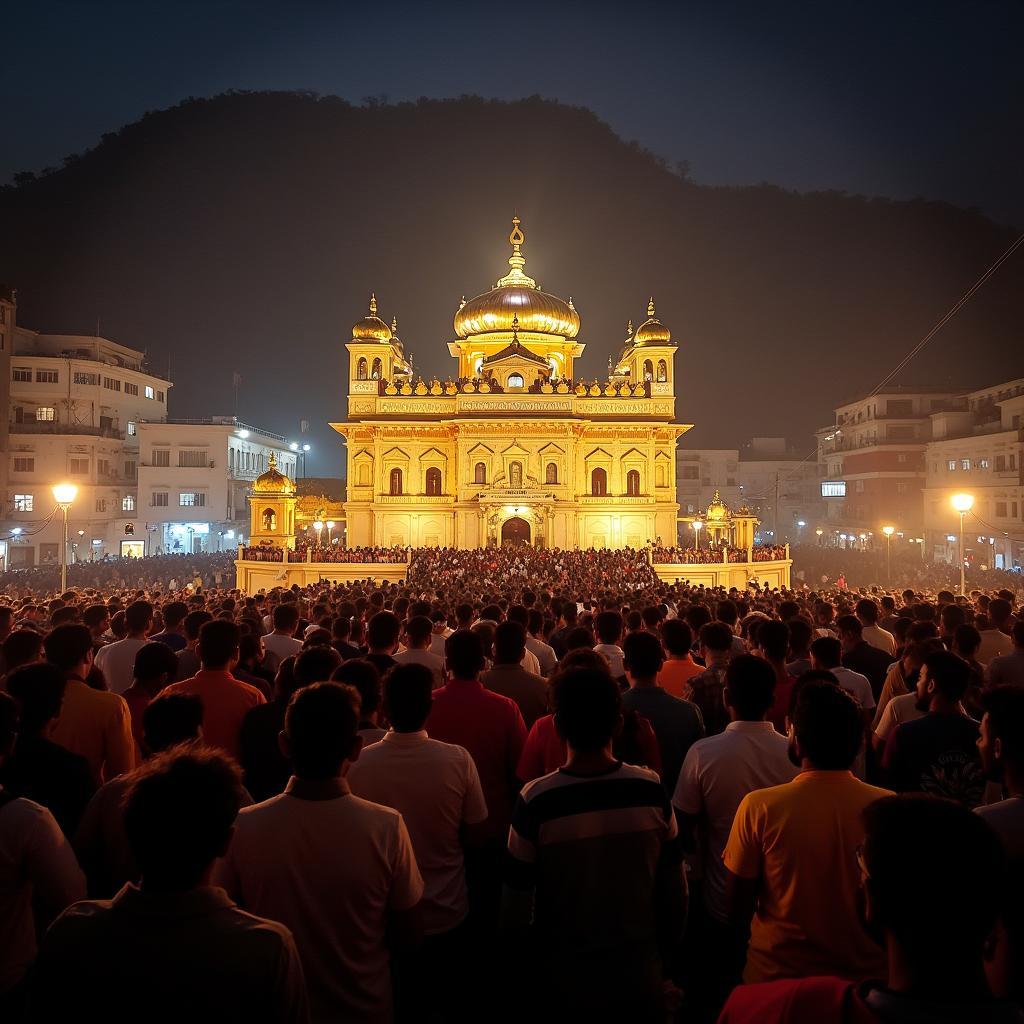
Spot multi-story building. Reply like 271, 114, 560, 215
675, 448, 740, 518
136, 419, 297, 554
816, 387, 961, 545
4, 320, 172, 568
922, 378, 1024, 569
737, 437, 822, 545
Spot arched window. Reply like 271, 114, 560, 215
370, 358, 382, 380
262, 508, 277, 531
425, 467, 442, 496
657, 359, 667, 383
643, 360, 654, 382
474, 462, 487, 484
508, 373, 524, 388
656, 464, 666, 488
591, 467, 607, 496
229, 448, 235, 472
389, 467, 403, 496
545, 462, 558, 484
510, 461, 523, 488
356, 357, 368, 380
626, 469, 641, 496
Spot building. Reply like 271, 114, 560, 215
922, 378, 1024, 569
333, 218, 689, 548
3, 310, 172, 568
295, 477, 346, 546
676, 448, 740, 519
815, 386, 961, 547
136, 418, 297, 554
737, 437, 822, 545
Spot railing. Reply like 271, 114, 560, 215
10, 421, 125, 440
376, 377, 652, 399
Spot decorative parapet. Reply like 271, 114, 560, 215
377, 376, 652, 399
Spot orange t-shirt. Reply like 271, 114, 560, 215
657, 656, 705, 699
162, 669, 265, 759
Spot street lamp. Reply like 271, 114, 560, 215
52, 483, 78, 592
313, 520, 324, 546
882, 525, 895, 582
815, 527, 823, 546
326, 520, 335, 544
951, 493, 975, 596
692, 519, 703, 549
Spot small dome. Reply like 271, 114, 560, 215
705, 489, 729, 521
352, 293, 392, 342
252, 452, 296, 495
633, 297, 673, 346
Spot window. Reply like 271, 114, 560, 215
73, 371, 98, 385
656, 359, 667, 383
178, 449, 208, 468
157, 391, 165, 403
357, 357, 368, 380
68, 458, 89, 474
122, 494, 136, 512
510, 462, 523, 489
13, 494, 33, 512
897, 482, 908, 495
35, 369, 59, 384
948, 459, 957, 472
643, 360, 653, 382
508, 373, 524, 388
855, 480, 865, 493
474, 462, 487, 484
897, 453, 907, 463
961, 458, 971, 471
389, 468, 403, 496
35, 407, 55, 421
12, 367, 31, 382
821, 481, 846, 497
545, 462, 558, 484
152, 492, 169, 507
591, 467, 608, 496
152, 449, 170, 467
425, 467, 442, 496
95, 498, 107, 513
262, 508, 277, 531
124, 382, 139, 396
626, 469, 641, 496
980, 458, 990, 469
13, 457, 34, 472
179, 492, 206, 507
682, 465, 700, 480
127, 421, 136, 436
229, 448, 235, 473
144, 385, 155, 399
370, 358, 382, 380
104, 377, 121, 391
97, 459, 111, 476
124, 460, 136, 478
996, 501, 1008, 518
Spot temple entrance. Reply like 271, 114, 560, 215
501, 516, 531, 546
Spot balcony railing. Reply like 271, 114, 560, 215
10, 421, 125, 440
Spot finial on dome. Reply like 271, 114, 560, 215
459, 295, 466, 310
568, 295, 575, 311
627, 319, 634, 336
510, 215, 524, 251
647, 297, 656, 318
369, 292, 378, 316
511, 313, 520, 344
496, 215, 537, 289
391, 315, 398, 333
268, 451, 278, 471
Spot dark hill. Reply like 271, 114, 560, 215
2, 91, 1020, 470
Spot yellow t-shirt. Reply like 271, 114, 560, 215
723, 770, 891, 983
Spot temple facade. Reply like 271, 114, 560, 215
332, 218, 691, 549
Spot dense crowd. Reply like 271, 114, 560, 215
0, 548, 1023, 1023
651, 545, 788, 565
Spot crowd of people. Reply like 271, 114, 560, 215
651, 545, 789, 564
0, 547, 1022, 1022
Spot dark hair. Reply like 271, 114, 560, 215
988, 598, 1012, 625
285, 682, 361, 778
493, 621, 527, 664
198, 620, 241, 669
123, 746, 244, 887
0, 691, 17, 751
384, 662, 434, 732
565, 626, 595, 652
294, 646, 343, 688
699, 621, 734, 654
367, 610, 401, 651
622, 630, 664, 679
982, 685, 1024, 768
725, 655, 776, 720
403, 615, 433, 647
854, 598, 879, 624
142, 694, 204, 752
445, 629, 485, 679
272, 603, 301, 632
835, 614, 863, 638
757, 620, 789, 661
161, 601, 189, 628
183, 610, 214, 641
809, 635, 842, 669
43, 623, 94, 671
133, 641, 179, 684
660, 618, 693, 657
331, 659, 382, 718
1012, 619, 1024, 647
331, 615, 352, 641
716, 600, 738, 627
125, 600, 154, 634
787, 618, 812, 655
922, 649, 970, 702
552, 667, 622, 753
594, 610, 623, 646
2, 629, 44, 672
791, 679, 863, 770
5, 663, 67, 734
82, 604, 110, 629
954, 623, 982, 656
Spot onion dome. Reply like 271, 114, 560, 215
454, 217, 581, 340
633, 297, 673, 346
352, 293, 392, 342
705, 489, 729, 521
252, 451, 296, 495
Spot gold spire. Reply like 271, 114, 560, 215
369, 292, 378, 316
568, 295, 575, 310
511, 313, 520, 344
627, 319, 633, 336
268, 451, 278, 471
459, 295, 466, 310
391, 315, 398, 333
496, 215, 537, 289
647, 296, 656, 318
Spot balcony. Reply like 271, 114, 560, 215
10, 421, 125, 440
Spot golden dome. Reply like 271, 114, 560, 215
705, 489, 729, 521
454, 217, 581, 340
633, 297, 673, 346
252, 452, 296, 495
352, 293, 392, 342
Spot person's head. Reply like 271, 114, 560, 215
142, 694, 204, 752
490, 620, 525, 666
787, 618, 812, 658
43, 623, 94, 675
132, 641, 179, 696
197, 620, 241, 671
725, 655, 776, 721
952, 623, 982, 660
2, 629, 45, 673
282, 682, 361, 779
4, 663, 67, 736
699, 621, 734, 659
660, 618, 693, 658
756, 619, 789, 663
183, 609, 213, 644
123, 746, 244, 890
940, 603, 966, 636
860, 795, 1005, 980
161, 601, 188, 633
1011, 619, 1024, 651
331, 659, 382, 722
294, 646, 343, 688
834, 614, 863, 650
125, 600, 154, 636
594, 610, 623, 647
367, 610, 401, 653
82, 603, 111, 636
622, 630, 664, 683
551, 667, 622, 753
978, 685, 1024, 785
445, 629, 485, 681
916, 649, 970, 712
715, 599, 738, 628
854, 598, 879, 625
809, 634, 842, 670
988, 599, 1013, 630
790, 678, 863, 770
0, 606, 12, 642
402, 615, 433, 650
272, 602, 301, 635
383, 663, 434, 732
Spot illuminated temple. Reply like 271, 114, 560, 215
331, 218, 691, 549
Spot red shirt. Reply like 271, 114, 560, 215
162, 669, 265, 759
769, 673, 799, 734
426, 678, 526, 839
719, 977, 877, 1024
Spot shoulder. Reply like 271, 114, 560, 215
720, 976, 868, 1024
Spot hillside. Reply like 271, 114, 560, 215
2, 91, 1020, 471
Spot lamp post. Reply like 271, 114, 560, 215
692, 519, 703, 549
882, 525, 895, 582
52, 483, 78, 593
815, 527, 823, 547
313, 520, 324, 546
326, 520, 335, 544
951, 493, 975, 596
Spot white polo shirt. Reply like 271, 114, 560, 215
348, 730, 487, 935
672, 721, 797, 922
93, 636, 149, 694
261, 631, 303, 670
830, 666, 875, 779
392, 647, 446, 688
874, 692, 925, 743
